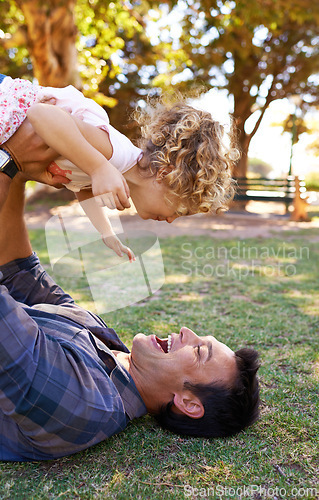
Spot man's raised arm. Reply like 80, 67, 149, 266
0, 174, 11, 212
0, 117, 66, 265
0, 175, 32, 266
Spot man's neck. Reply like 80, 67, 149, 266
113, 350, 155, 414
113, 350, 131, 372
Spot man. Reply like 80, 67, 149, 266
0, 122, 260, 461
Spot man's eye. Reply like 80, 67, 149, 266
197, 345, 201, 357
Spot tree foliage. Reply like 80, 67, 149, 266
0, 0, 79, 86
75, 0, 159, 134
0, 0, 318, 175
305, 117, 319, 157
305, 170, 319, 190
149, 0, 319, 175
0, 0, 156, 135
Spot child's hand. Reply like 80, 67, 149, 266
102, 234, 136, 262
91, 164, 131, 211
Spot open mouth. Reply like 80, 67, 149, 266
155, 334, 172, 353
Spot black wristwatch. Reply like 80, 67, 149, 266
0, 148, 19, 179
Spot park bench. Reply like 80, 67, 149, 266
233, 176, 309, 221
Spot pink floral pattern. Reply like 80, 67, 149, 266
0, 77, 39, 144
48, 161, 72, 177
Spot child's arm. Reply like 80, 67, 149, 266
76, 190, 135, 262
27, 103, 130, 210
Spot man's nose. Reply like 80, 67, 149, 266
180, 326, 199, 342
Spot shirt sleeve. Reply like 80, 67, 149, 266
0, 252, 74, 307
0, 285, 128, 461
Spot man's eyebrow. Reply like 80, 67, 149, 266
206, 341, 213, 362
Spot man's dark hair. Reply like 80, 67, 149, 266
155, 348, 260, 438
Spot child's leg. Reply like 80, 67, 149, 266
0, 75, 38, 144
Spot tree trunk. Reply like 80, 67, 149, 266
15, 0, 81, 88
233, 146, 249, 178
232, 121, 251, 209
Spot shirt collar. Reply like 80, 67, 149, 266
110, 364, 147, 420
92, 335, 147, 419
30, 302, 147, 418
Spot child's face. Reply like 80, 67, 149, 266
132, 178, 180, 223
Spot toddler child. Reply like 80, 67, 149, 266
0, 74, 237, 260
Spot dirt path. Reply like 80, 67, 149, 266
25, 199, 319, 240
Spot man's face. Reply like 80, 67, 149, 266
129, 326, 237, 412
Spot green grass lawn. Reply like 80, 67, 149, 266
1, 230, 318, 500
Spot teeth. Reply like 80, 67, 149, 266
167, 334, 172, 353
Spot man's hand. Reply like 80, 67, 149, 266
2, 117, 69, 188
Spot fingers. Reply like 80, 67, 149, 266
47, 174, 71, 187
38, 172, 70, 187
113, 244, 124, 258
102, 235, 136, 262
113, 195, 129, 211
117, 189, 131, 210
123, 178, 130, 199
119, 178, 131, 208
91, 172, 131, 211
125, 246, 136, 262
95, 192, 130, 211
114, 243, 136, 262
39, 97, 57, 105
59, 105, 73, 114
95, 193, 117, 209
39, 97, 72, 115
119, 245, 136, 262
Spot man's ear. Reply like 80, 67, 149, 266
173, 391, 204, 419
156, 165, 174, 182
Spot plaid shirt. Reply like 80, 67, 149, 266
0, 253, 146, 461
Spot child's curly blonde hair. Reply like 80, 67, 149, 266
134, 96, 239, 215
